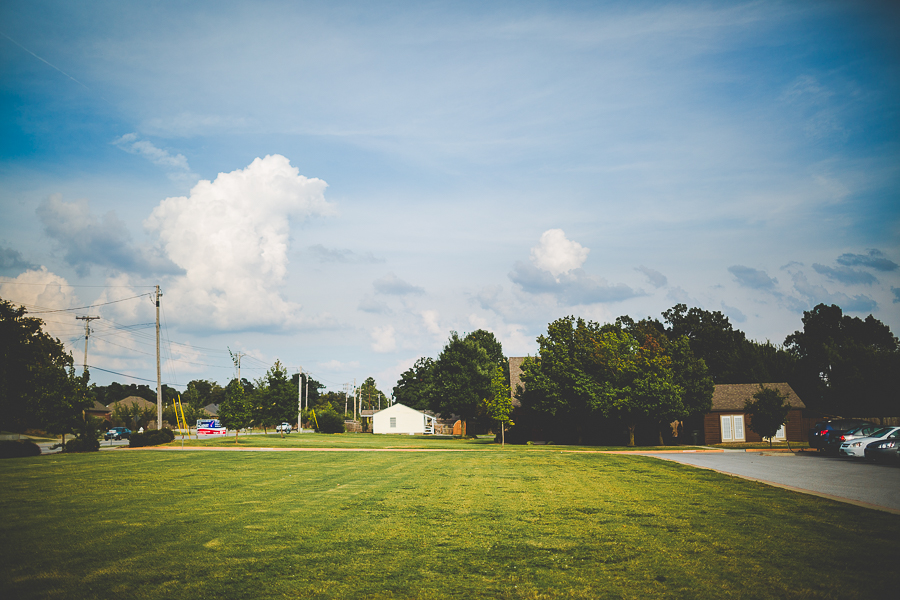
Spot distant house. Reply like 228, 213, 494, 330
372, 403, 436, 435
85, 401, 112, 421
108, 395, 157, 412
203, 403, 219, 417
703, 383, 806, 444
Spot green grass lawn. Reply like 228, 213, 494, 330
170, 431, 699, 453
1, 447, 896, 599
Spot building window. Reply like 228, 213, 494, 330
720, 415, 745, 442
390, 417, 396, 428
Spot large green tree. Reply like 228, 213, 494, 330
745, 385, 791, 447
429, 331, 500, 427
0, 298, 91, 441
218, 379, 252, 443
482, 365, 514, 445
251, 361, 297, 434
784, 303, 899, 416
393, 357, 435, 411
520, 317, 687, 446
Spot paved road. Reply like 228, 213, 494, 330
641, 450, 900, 513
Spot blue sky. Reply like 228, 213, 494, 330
1, 0, 898, 396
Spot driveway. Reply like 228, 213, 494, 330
640, 450, 900, 513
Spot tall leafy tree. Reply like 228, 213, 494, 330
482, 365, 514, 445
745, 385, 791, 447
662, 304, 747, 383
393, 357, 435, 411
219, 379, 252, 443
785, 303, 899, 416
256, 361, 297, 434
0, 298, 91, 441
430, 332, 497, 427
519, 317, 609, 443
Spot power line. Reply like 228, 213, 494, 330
26, 293, 151, 314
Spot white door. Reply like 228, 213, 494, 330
721, 415, 733, 441
733, 415, 745, 441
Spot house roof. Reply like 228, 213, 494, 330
108, 396, 157, 411
88, 400, 111, 413
711, 383, 806, 411
203, 403, 218, 416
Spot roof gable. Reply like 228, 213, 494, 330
711, 383, 805, 411
375, 403, 426, 417
109, 396, 157, 411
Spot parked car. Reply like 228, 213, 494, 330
824, 424, 883, 455
864, 437, 900, 464
275, 422, 292, 434
839, 426, 900, 459
809, 419, 874, 453
104, 427, 132, 441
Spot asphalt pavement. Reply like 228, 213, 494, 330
639, 450, 900, 513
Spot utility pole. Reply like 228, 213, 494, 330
297, 367, 303, 432
75, 315, 100, 374
353, 378, 357, 421
343, 383, 349, 416
155, 286, 162, 430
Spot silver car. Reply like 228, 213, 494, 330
840, 426, 900, 458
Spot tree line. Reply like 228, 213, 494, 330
393, 303, 899, 445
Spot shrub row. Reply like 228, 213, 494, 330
0, 440, 42, 458
129, 428, 175, 448
64, 437, 100, 453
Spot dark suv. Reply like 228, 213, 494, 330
104, 427, 132, 441
809, 419, 874, 453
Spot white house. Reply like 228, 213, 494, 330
372, 403, 436, 435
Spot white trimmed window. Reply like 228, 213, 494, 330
720, 415, 745, 442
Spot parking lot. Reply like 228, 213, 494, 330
642, 450, 900, 513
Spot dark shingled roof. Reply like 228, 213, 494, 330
109, 396, 157, 411
711, 383, 805, 411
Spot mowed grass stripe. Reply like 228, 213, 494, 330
1, 450, 896, 599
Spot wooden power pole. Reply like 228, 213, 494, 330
155, 285, 162, 430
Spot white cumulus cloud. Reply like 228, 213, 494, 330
0, 267, 80, 345
144, 154, 335, 331
530, 229, 589, 278
371, 325, 397, 353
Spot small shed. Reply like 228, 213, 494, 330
703, 383, 806, 444
372, 403, 436, 435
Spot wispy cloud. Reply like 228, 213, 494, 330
373, 273, 424, 296
812, 263, 877, 285
636, 265, 667, 288
113, 133, 198, 184
790, 271, 877, 313
836, 249, 898, 272
309, 244, 383, 264
728, 265, 778, 290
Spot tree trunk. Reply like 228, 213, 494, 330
235, 430, 239, 444
501, 424, 505, 447
658, 427, 665, 447
627, 424, 635, 447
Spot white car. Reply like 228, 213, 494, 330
275, 422, 292, 434
839, 426, 900, 458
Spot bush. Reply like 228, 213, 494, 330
70, 417, 101, 452
129, 428, 175, 448
64, 438, 91, 453
313, 409, 345, 434
0, 440, 42, 458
